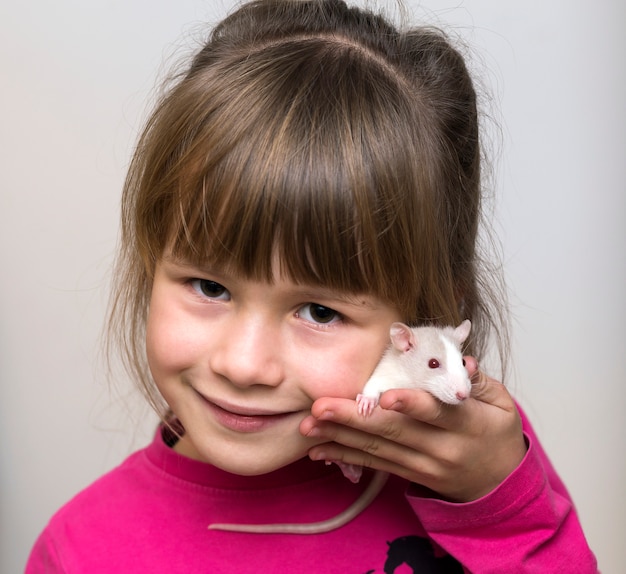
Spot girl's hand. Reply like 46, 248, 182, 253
299, 357, 527, 502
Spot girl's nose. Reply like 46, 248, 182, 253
209, 315, 284, 388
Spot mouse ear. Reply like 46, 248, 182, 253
453, 320, 471, 344
389, 322, 414, 352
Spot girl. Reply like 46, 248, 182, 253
26, 0, 597, 572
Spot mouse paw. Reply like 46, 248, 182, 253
332, 461, 363, 483
356, 394, 379, 417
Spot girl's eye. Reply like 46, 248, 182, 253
428, 358, 440, 369
190, 279, 230, 301
298, 303, 341, 325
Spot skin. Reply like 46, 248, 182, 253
147, 253, 527, 502
145, 254, 401, 476
300, 358, 528, 502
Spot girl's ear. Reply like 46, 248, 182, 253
390, 322, 414, 352
453, 319, 472, 344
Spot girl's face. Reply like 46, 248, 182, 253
146, 254, 402, 475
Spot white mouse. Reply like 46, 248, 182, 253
356, 320, 472, 416
207, 321, 471, 535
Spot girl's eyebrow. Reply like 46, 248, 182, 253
161, 254, 380, 310
292, 287, 379, 310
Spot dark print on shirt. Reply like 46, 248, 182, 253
363, 535, 463, 574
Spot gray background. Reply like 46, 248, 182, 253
1, 0, 624, 571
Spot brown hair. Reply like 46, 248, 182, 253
107, 0, 508, 413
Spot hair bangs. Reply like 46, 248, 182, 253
159, 37, 432, 313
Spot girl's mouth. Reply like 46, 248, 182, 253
194, 390, 301, 433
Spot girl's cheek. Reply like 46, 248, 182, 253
145, 330, 172, 379
146, 309, 191, 373
301, 356, 372, 401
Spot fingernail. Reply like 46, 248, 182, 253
306, 426, 321, 437
309, 450, 327, 461
317, 410, 334, 421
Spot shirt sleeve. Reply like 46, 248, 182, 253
405, 404, 599, 573
25, 528, 67, 574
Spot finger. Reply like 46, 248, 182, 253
302, 402, 417, 446
307, 440, 434, 484
305, 419, 415, 463
309, 396, 358, 422
310, 390, 467, 434
308, 396, 417, 438
378, 375, 516, 432
303, 399, 448, 467
468, 369, 515, 412
377, 387, 467, 430
303, 413, 443, 484
308, 395, 444, 442
463, 356, 511, 408
463, 355, 479, 378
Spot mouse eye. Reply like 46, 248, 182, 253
428, 359, 440, 369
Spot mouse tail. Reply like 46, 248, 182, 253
207, 470, 389, 535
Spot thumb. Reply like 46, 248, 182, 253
464, 356, 511, 409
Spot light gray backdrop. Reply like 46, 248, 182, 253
1, 1, 624, 571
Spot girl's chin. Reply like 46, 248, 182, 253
173, 433, 312, 474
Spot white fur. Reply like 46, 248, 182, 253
357, 321, 471, 416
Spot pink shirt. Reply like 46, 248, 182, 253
26, 406, 597, 573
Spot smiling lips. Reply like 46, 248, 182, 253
194, 390, 300, 433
